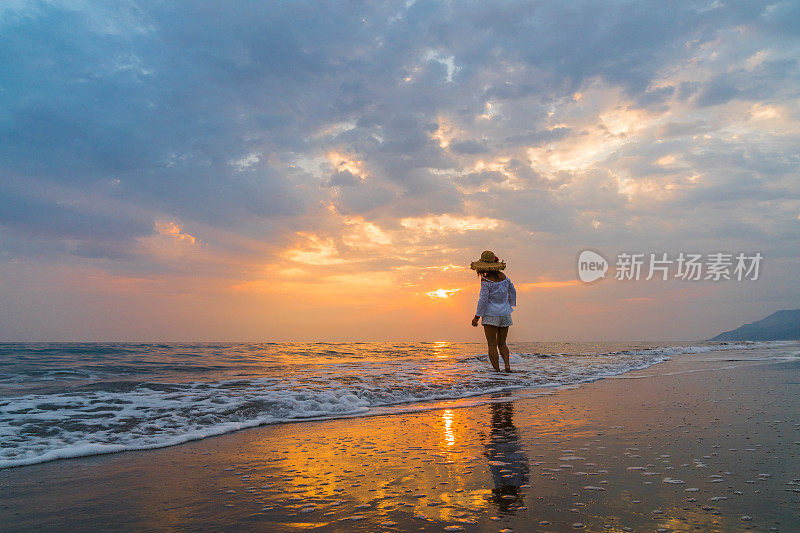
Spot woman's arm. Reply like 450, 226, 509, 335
508, 280, 517, 307
475, 278, 490, 317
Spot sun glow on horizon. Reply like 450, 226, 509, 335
426, 288, 461, 299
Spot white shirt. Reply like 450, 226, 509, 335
475, 276, 516, 317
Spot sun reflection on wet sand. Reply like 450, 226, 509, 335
442, 409, 455, 446
2, 351, 798, 531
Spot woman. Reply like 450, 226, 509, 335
470, 250, 517, 372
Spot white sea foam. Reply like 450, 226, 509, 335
0, 340, 795, 468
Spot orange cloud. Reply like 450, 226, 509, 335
136, 220, 201, 261
282, 233, 347, 265
516, 279, 582, 290
154, 221, 197, 244
327, 150, 366, 178
400, 214, 502, 234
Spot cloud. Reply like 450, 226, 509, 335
693, 73, 741, 107
450, 139, 490, 155
656, 120, 711, 139
0, 190, 148, 242
1, 0, 799, 339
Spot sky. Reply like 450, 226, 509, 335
1, 0, 799, 342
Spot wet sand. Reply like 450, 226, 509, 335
2, 347, 799, 532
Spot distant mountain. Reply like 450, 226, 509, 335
709, 309, 800, 341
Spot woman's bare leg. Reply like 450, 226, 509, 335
483, 325, 500, 371
497, 326, 511, 372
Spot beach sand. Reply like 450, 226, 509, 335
2, 347, 799, 532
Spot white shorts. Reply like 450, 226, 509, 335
481, 315, 513, 327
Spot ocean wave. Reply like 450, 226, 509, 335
0, 340, 792, 469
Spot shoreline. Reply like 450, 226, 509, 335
0, 341, 778, 471
2, 344, 799, 531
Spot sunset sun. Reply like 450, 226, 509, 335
426, 288, 461, 299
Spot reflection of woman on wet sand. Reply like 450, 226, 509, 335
484, 402, 529, 512
470, 251, 517, 372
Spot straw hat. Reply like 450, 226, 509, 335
470, 250, 506, 271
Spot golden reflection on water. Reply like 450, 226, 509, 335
442, 409, 455, 446
186, 406, 499, 527
10, 384, 784, 533
431, 341, 453, 358
110, 395, 612, 531
9, 347, 794, 532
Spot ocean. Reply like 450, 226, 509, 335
0, 340, 789, 469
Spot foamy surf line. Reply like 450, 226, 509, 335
0, 341, 785, 469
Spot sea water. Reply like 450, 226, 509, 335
0, 340, 789, 468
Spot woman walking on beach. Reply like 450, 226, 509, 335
470, 250, 517, 372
